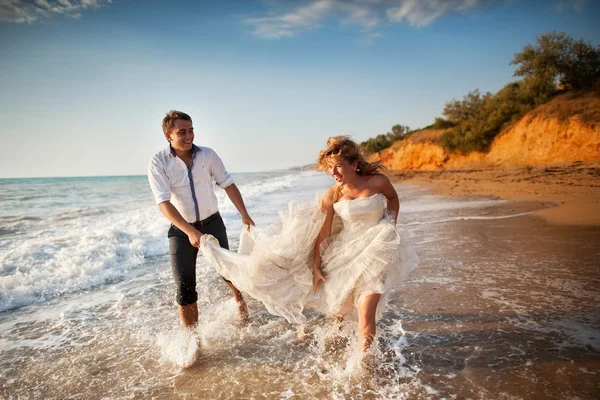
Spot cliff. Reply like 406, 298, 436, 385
371, 92, 600, 170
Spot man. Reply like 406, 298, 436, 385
148, 110, 254, 348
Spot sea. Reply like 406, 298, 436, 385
1, 171, 598, 399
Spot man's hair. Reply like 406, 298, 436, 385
162, 110, 192, 135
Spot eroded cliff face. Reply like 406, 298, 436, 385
372, 94, 600, 170
485, 116, 600, 166
377, 141, 448, 170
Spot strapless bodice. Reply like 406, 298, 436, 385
333, 193, 386, 234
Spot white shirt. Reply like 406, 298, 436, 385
148, 145, 234, 223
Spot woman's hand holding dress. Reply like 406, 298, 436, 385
312, 265, 326, 293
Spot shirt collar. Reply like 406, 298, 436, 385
168, 144, 201, 157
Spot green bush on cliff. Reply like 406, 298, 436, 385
361, 124, 411, 153
442, 32, 600, 153
361, 134, 392, 153
442, 81, 542, 152
431, 118, 455, 130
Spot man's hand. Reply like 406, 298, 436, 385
241, 213, 255, 231
158, 202, 205, 247
224, 184, 254, 231
313, 267, 326, 293
187, 228, 203, 248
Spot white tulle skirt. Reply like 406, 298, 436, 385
200, 195, 418, 324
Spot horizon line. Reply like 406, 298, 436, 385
0, 166, 319, 181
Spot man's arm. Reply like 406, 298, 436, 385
223, 184, 255, 227
158, 201, 203, 247
206, 149, 254, 227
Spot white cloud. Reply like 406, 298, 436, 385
337, 1, 380, 29
357, 31, 383, 45
0, 0, 111, 23
553, 0, 589, 12
245, 0, 335, 39
246, 0, 494, 38
386, 0, 487, 27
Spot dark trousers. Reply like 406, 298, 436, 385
168, 212, 230, 306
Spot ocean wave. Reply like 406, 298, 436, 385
217, 172, 303, 213
0, 206, 169, 312
49, 207, 108, 221
402, 211, 537, 226
238, 172, 304, 198
0, 227, 19, 237
0, 215, 42, 222
401, 198, 508, 213
0, 171, 329, 312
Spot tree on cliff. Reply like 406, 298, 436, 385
511, 31, 600, 92
361, 124, 412, 153
387, 124, 411, 141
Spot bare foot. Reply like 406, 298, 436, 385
292, 324, 313, 345
325, 317, 347, 351
182, 346, 201, 369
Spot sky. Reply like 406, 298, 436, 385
0, 0, 598, 178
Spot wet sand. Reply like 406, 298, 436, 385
391, 161, 600, 226
397, 212, 600, 399
387, 162, 600, 399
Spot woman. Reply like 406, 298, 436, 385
200, 136, 417, 352
311, 136, 417, 351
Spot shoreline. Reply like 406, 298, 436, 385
389, 161, 600, 226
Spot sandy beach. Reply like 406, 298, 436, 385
384, 161, 600, 399
391, 161, 600, 226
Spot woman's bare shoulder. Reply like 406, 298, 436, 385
366, 173, 391, 188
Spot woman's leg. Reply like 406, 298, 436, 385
357, 293, 381, 351
225, 281, 250, 323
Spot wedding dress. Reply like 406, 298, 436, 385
200, 193, 418, 324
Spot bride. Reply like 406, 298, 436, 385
200, 136, 418, 352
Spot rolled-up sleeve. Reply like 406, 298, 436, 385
148, 156, 171, 204
208, 149, 234, 189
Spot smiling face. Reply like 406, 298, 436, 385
327, 156, 358, 185
165, 119, 194, 153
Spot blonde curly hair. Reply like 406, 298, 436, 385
317, 136, 384, 175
